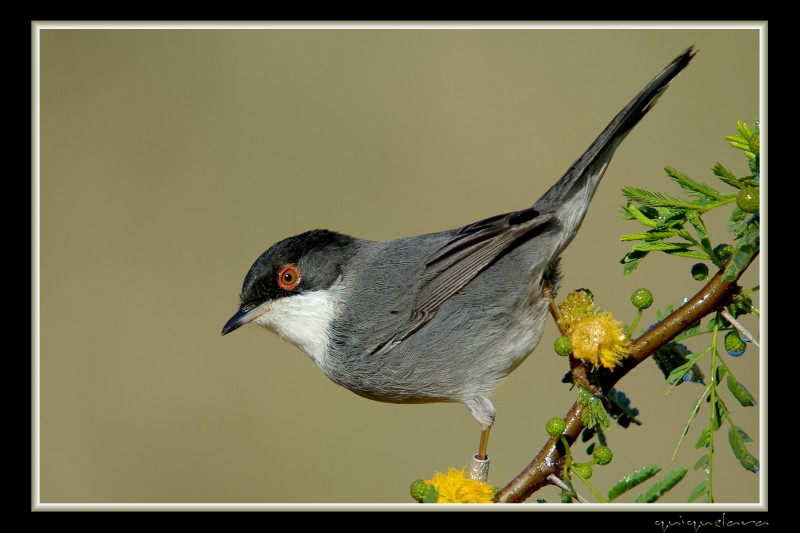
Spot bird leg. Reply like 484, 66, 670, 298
467, 427, 492, 482
477, 427, 491, 460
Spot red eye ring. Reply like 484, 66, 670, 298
277, 263, 302, 290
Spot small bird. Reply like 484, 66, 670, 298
222, 47, 695, 478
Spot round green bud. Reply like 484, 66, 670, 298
410, 479, 428, 502
631, 288, 654, 309
713, 244, 734, 262
546, 417, 567, 437
592, 445, 613, 465
691, 263, 709, 281
736, 187, 759, 213
554, 336, 572, 357
573, 463, 593, 479
724, 331, 746, 357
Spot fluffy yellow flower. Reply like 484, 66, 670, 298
558, 291, 630, 370
426, 468, 495, 503
557, 290, 596, 331
569, 312, 630, 370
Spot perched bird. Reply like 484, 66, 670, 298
222, 47, 695, 478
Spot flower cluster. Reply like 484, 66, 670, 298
423, 467, 495, 503
558, 291, 630, 370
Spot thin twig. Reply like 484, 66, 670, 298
720, 308, 760, 348
547, 474, 589, 503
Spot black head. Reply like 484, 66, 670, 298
221, 229, 357, 335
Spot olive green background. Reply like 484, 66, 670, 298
36, 24, 763, 506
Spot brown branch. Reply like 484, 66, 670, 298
494, 254, 757, 503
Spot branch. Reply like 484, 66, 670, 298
494, 253, 758, 503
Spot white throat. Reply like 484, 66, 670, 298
251, 280, 344, 368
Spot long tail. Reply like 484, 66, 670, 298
532, 47, 696, 240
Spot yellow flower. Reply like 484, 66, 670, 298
557, 290, 596, 331
569, 312, 630, 370
426, 467, 495, 503
557, 291, 630, 370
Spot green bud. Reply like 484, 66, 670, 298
691, 263, 709, 281
724, 331, 746, 357
546, 417, 567, 437
573, 463, 593, 479
736, 187, 759, 213
714, 244, 734, 262
410, 479, 428, 502
593, 445, 613, 465
631, 288, 653, 309
554, 336, 572, 357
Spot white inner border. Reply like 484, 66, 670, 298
31, 20, 768, 513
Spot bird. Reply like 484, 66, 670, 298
222, 47, 695, 480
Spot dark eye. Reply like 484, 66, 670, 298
277, 263, 302, 290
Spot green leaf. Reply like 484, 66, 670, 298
726, 123, 753, 152
728, 204, 749, 237
664, 166, 724, 201
737, 120, 753, 139
687, 479, 710, 503
622, 186, 708, 211
749, 154, 760, 176
421, 484, 439, 503
632, 241, 693, 252
653, 208, 690, 230
619, 230, 681, 242
712, 162, 744, 189
672, 384, 711, 462
578, 388, 611, 430
726, 121, 760, 167
732, 215, 758, 241
621, 202, 659, 228
621, 249, 649, 271
715, 363, 727, 385
655, 343, 705, 386
695, 426, 712, 449
723, 229, 759, 282
727, 374, 756, 407
608, 464, 661, 501
711, 395, 724, 431
666, 350, 706, 385
674, 319, 713, 343
634, 468, 688, 503
667, 250, 712, 260
728, 425, 760, 473
687, 212, 713, 253
725, 136, 750, 152
693, 453, 709, 471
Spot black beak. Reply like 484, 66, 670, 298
221, 305, 262, 336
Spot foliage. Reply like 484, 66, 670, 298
412, 121, 761, 504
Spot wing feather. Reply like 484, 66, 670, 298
370, 207, 555, 355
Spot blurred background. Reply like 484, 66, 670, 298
36, 24, 763, 506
